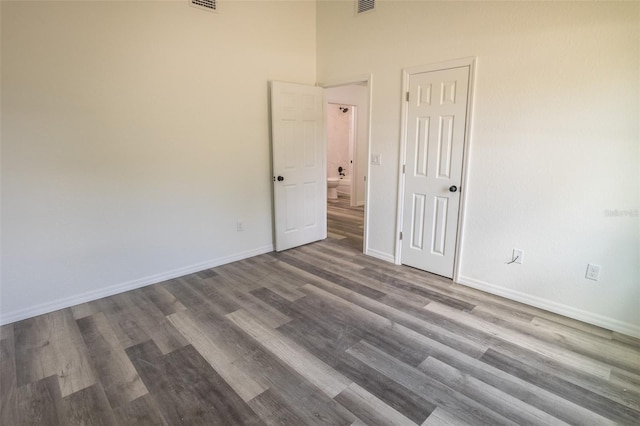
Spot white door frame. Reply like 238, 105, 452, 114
319, 74, 373, 254
394, 58, 477, 282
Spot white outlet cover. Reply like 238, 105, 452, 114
371, 154, 381, 165
586, 264, 601, 281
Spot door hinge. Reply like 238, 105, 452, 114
406, 92, 410, 102
402, 164, 406, 174
399, 231, 403, 240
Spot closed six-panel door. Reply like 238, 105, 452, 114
401, 66, 470, 278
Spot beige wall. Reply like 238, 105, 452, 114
317, 1, 640, 335
1, 1, 316, 321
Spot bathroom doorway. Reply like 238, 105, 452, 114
324, 81, 370, 252
327, 103, 356, 202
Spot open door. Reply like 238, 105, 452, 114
271, 81, 326, 252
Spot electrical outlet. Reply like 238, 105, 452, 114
512, 249, 524, 264
586, 264, 601, 281
236, 220, 244, 232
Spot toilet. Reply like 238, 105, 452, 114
327, 177, 340, 199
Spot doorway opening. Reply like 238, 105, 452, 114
323, 80, 371, 253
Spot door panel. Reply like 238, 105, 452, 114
401, 66, 469, 278
271, 82, 326, 251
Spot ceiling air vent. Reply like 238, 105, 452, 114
191, 0, 217, 12
356, 0, 375, 15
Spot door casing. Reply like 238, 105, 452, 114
394, 58, 477, 282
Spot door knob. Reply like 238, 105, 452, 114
277, 176, 285, 182
449, 185, 458, 192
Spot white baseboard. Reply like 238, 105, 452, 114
0, 244, 274, 326
457, 275, 640, 339
365, 248, 395, 263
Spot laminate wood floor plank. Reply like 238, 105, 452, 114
247, 389, 307, 426
360, 268, 475, 311
139, 283, 188, 317
531, 315, 614, 340
418, 356, 570, 425
426, 301, 613, 380
172, 303, 357, 425
280, 251, 395, 299
333, 382, 418, 426
160, 277, 208, 309
167, 309, 269, 402
327, 195, 364, 250
76, 312, 148, 408
218, 284, 292, 329
0, 334, 18, 426
278, 309, 436, 424
93, 295, 152, 350
280, 290, 430, 367
614, 331, 640, 347
0, 324, 14, 341
481, 348, 640, 424
473, 305, 640, 374
111, 394, 169, 426
347, 340, 517, 426
101, 291, 188, 355
60, 382, 117, 426
486, 335, 640, 412
14, 309, 96, 397
260, 273, 307, 302
4, 216, 639, 425
610, 368, 640, 395
297, 244, 366, 272
300, 281, 489, 358
421, 407, 473, 426
249, 382, 357, 426
14, 375, 64, 425
262, 289, 436, 422
414, 338, 617, 425
127, 340, 264, 425
226, 309, 352, 398
214, 262, 267, 293
274, 252, 387, 300
293, 246, 431, 302
127, 290, 190, 354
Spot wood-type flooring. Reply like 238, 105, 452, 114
327, 194, 364, 251
1, 197, 639, 425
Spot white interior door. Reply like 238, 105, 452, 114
271, 81, 326, 252
400, 66, 470, 278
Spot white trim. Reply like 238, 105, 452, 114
319, 74, 373, 257
0, 244, 274, 326
403, 57, 477, 75
395, 57, 477, 277
457, 275, 640, 339
394, 67, 411, 265
452, 58, 477, 283
365, 248, 395, 263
